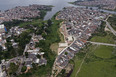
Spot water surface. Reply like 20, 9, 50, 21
0, 0, 116, 20
0, 0, 76, 20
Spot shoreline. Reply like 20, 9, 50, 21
68, 1, 116, 13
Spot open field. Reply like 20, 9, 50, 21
59, 28, 65, 43
90, 32, 116, 44
94, 45, 114, 58
71, 44, 116, 77
77, 60, 116, 77
50, 43, 59, 53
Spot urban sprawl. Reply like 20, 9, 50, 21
52, 7, 108, 76
0, 4, 111, 77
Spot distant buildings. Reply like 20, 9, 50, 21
74, 0, 116, 10
0, 4, 52, 23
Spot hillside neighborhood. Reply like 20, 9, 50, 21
0, 23, 47, 77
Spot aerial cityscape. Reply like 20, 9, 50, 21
0, 0, 116, 77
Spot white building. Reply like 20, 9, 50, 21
0, 24, 5, 33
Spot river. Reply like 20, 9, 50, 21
0, 0, 77, 20
0, 0, 116, 20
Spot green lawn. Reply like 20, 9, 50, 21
70, 59, 83, 77
90, 32, 115, 44
77, 61, 116, 77
50, 43, 59, 53
70, 44, 116, 77
58, 28, 65, 43
94, 45, 114, 58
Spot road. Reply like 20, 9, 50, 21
105, 20, 116, 36
104, 15, 116, 36
87, 41, 116, 46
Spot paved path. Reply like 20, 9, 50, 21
104, 15, 116, 36
87, 41, 116, 46
105, 20, 116, 36
75, 45, 98, 77
58, 40, 76, 55
75, 51, 88, 77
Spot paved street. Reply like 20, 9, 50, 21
87, 41, 116, 46
105, 20, 116, 36
104, 15, 116, 36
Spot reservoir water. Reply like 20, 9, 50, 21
0, 0, 76, 20
0, 0, 116, 20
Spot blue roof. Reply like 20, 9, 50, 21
4, 27, 7, 32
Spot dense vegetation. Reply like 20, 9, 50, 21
8, 63, 19, 76
17, 14, 62, 77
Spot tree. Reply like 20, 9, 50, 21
47, 19, 52, 26
21, 66, 27, 72
18, 31, 31, 49
8, 63, 18, 75
25, 52, 28, 58
65, 52, 68, 55
40, 10, 47, 19
0, 46, 2, 51
37, 54, 41, 58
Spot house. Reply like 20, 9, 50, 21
0, 65, 6, 77
0, 24, 6, 33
